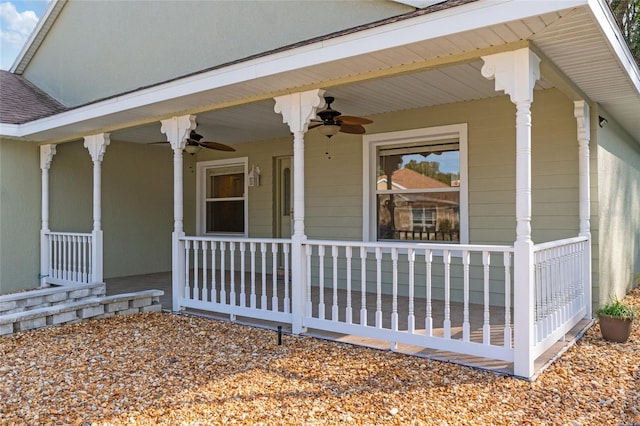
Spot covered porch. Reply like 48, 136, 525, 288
38, 45, 594, 379
29, 0, 615, 380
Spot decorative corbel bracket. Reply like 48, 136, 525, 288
39, 144, 57, 170
160, 115, 197, 150
481, 48, 541, 104
274, 89, 326, 134
84, 133, 111, 162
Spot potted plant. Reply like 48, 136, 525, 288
596, 299, 636, 342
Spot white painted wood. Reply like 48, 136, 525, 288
84, 133, 110, 284
161, 115, 196, 312
273, 89, 325, 334
574, 100, 592, 319
482, 47, 540, 379
40, 144, 57, 287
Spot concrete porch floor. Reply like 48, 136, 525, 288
106, 272, 592, 379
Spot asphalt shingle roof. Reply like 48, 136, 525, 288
0, 70, 67, 125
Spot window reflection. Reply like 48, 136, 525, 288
376, 142, 460, 242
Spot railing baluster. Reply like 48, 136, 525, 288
211, 241, 217, 304
375, 247, 383, 329
271, 243, 279, 312
230, 241, 236, 308
260, 242, 267, 310
250, 242, 256, 309
220, 242, 227, 305
318, 245, 325, 320
332, 245, 339, 321
482, 251, 491, 345
240, 242, 246, 308
63, 235, 68, 282
345, 246, 352, 325
407, 248, 415, 334
193, 240, 200, 301
202, 241, 208, 302
462, 250, 470, 342
283, 243, 290, 314
391, 247, 399, 350
504, 252, 512, 349
443, 249, 451, 339
359, 246, 367, 326
184, 240, 191, 299
425, 249, 433, 336
305, 244, 312, 317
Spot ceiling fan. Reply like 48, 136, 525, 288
309, 96, 373, 138
151, 130, 236, 154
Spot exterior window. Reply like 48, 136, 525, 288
364, 124, 468, 243
197, 158, 248, 236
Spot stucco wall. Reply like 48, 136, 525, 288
595, 110, 640, 306
0, 139, 40, 293
23, 0, 412, 107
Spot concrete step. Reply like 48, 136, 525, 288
0, 289, 163, 336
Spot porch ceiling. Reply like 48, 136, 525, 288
5, 1, 639, 144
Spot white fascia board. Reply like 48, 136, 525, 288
7, 0, 590, 139
0, 124, 21, 138
587, 0, 640, 95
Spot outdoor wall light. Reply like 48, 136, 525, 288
598, 116, 609, 128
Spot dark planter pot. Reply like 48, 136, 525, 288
598, 314, 634, 342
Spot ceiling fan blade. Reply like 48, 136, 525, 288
198, 141, 236, 152
340, 124, 366, 135
338, 115, 373, 125
308, 123, 323, 130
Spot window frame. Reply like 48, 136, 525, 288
196, 157, 249, 237
363, 124, 468, 244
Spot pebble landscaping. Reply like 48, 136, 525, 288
0, 287, 638, 425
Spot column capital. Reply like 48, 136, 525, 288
274, 89, 326, 133
481, 48, 540, 104
573, 100, 591, 142
39, 144, 57, 170
84, 133, 111, 162
160, 115, 197, 150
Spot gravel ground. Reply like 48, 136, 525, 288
1, 288, 639, 426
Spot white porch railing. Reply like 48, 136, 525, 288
177, 236, 292, 324
531, 236, 589, 359
302, 240, 515, 362
173, 235, 591, 375
44, 231, 93, 285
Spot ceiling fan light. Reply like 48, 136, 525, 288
318, 123, 340, 137
184, 144, 201, 155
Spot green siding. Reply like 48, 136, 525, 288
23, 0, 413, 106
0, 139, 40, 293
595, 109, 640, 306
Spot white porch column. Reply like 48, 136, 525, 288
274, 89, 325, 334
84, 133, 111, 283
574, 100, 592, 319
482, 48, 540, 379
160, 115, 197, 312
39, 144, 57, 287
